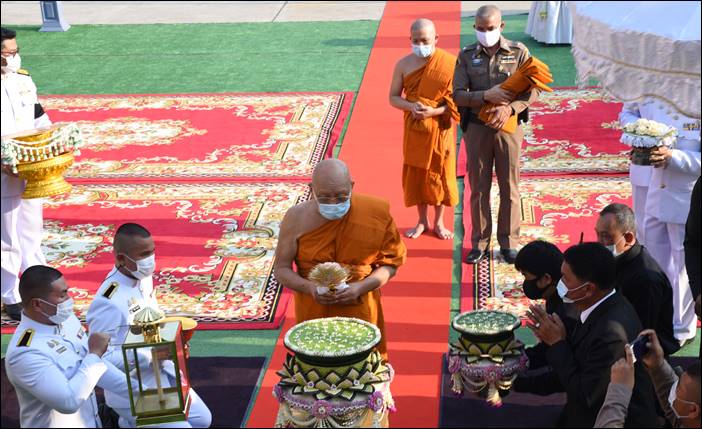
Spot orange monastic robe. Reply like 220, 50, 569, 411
402, 47, 460, 207
294, 193, 407, 357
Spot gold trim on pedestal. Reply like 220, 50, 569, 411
16, 153, 74, 199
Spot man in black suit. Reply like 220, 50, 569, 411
514, 242, 658, 428
685, 176, 701, 318
596, 203, 678, 355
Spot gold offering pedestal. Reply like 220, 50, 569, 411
2, 123, 83, 199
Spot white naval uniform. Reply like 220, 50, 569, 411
87, 267, 212, 428
1, 70, 51, 305
619, 100, 656, 247
5, 312, 132, 428
644, 111, 700, 342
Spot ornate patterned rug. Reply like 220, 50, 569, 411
43, 92, 351, 181
460, 175, 632, 318
1, 182, 310, 333
456, 88, 629, 176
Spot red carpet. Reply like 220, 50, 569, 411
457, 88, 628, 177
1, 182, 312, 333
461, 175, 632, 318
44, 93, 351, 182
246, 2, 460, 427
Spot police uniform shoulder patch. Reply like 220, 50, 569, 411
510, 41, 529, 56
103, 281, 120, 299
17, 329, 34, 347
17, 68, 30, 76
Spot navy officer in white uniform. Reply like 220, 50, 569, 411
87, 223, 212, 428
5, 265, 134, 428
643, 104, 700, 347
1, 27, 51, 321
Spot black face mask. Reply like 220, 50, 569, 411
523, 278, 545, 300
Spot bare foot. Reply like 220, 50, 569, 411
405, 222, 429, 239
434, 224, 454, 240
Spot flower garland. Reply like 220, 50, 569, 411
447, 335, 528, 407
273, 351, 396, 428
1, 123, 84, 174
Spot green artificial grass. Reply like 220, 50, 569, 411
9, 21, 379, 94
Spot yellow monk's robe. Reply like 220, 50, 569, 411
402, 47, 460, 208
294, 193, 407, 359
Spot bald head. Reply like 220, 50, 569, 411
474, 4, 503, 35
311, 159, 353, 202
312, 159, 351, 186
409, 18, 438, 51
476, 5, 501, 20
411, 18, 435, 34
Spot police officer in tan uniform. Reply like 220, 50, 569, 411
453, 5, 539, 264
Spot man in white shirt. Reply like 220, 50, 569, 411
1, 27, 51, 321
642, 105, 700, 346
5, 265, 133, 428
87, 223, 212, 428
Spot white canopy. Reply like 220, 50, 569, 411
569, 1, 701, 118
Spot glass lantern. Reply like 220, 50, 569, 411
121, 320, 191, 426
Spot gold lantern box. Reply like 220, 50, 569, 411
1, 123, 84, 199
121, 307, 196, 427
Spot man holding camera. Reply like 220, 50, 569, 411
596, 330, 701, 428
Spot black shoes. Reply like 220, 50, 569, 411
464, 249, 488, 264
464, 248, 518, 264
501, 248, 518, 264
4, 303, 22, 321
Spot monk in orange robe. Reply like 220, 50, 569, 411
389, 18, 459, 240
274, 159, 407, 358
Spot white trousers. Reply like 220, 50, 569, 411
116, 387, 212, 428
644, 215, 697, 341
1, 196, 46, 305
631, 184, 648, 247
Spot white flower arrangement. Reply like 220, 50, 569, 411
1, 123, 84, 174
284, 317, 381, 358
452, 310, 521, 336
620, 118, 677, 148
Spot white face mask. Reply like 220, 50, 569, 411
604, 236, 625, 257
38, 297, 74, 325
475, 28, 501, 48
2, 53, 21, 74
411, 43, 434, 58
556, 279, 589, 304
668, 379, 697, 419
124, 253, 156, 280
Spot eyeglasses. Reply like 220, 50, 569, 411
314, 193, 351, 205
1, 48, 19, 58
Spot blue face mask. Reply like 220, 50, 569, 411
316, 193, 351, 220
411, 44, 434, 58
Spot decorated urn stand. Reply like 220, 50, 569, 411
447, 310, 529, 407
273, 317, 395, 428
1, 123, 84, 199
